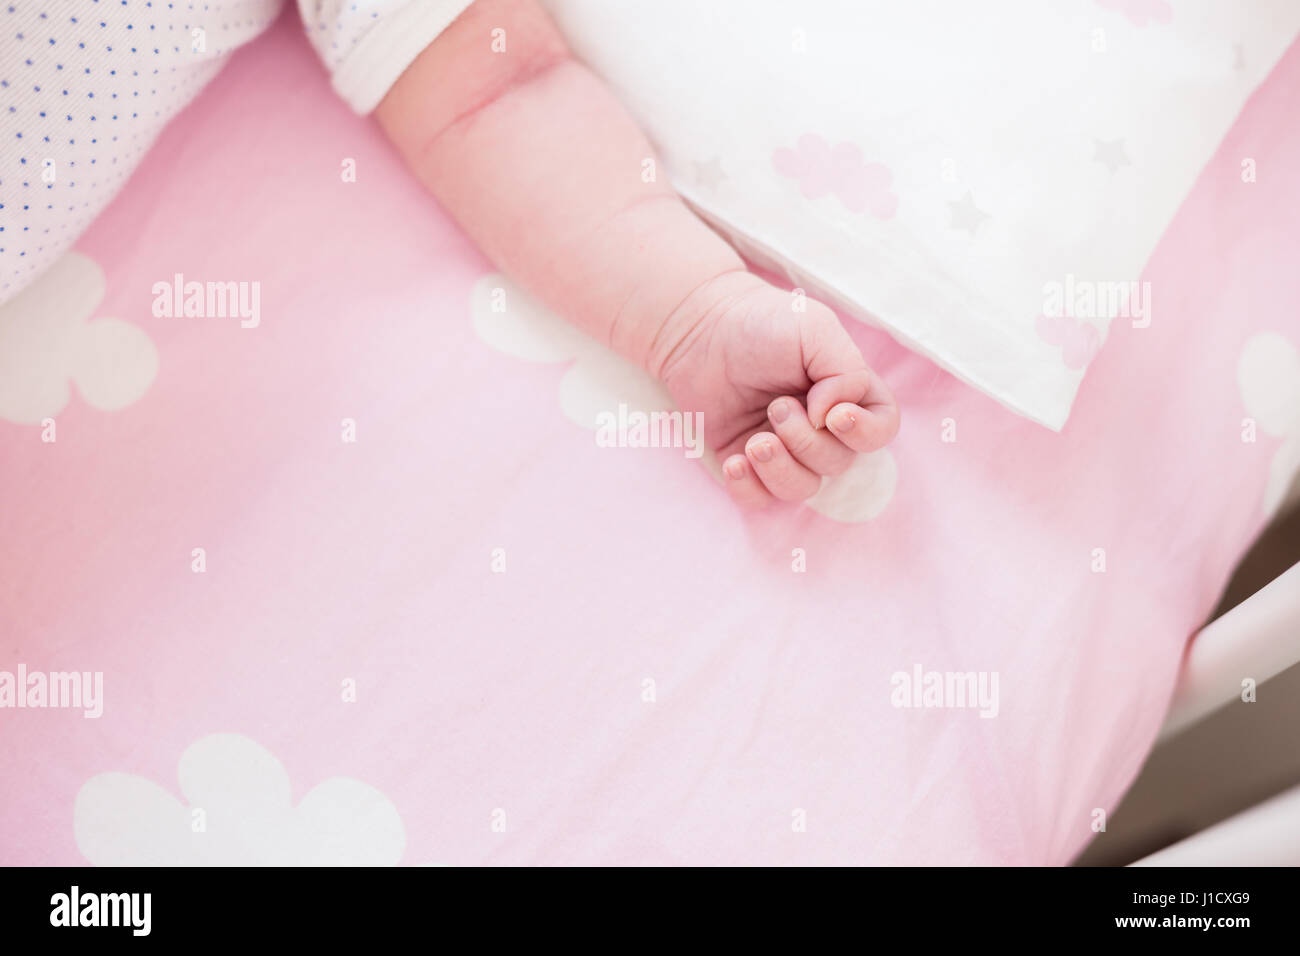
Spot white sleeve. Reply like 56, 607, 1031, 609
297, 0, 476, 114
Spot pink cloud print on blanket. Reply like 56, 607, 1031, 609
1036, 314, 1102, 371
1096, 0, 1173, 28
772, 134, 898, 219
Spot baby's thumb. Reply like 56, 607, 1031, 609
806, 367, 900, 453
801, 306, 899, 450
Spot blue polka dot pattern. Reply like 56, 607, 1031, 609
0, 1, 470, 303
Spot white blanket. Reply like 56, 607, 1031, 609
545, 0, 1300, 429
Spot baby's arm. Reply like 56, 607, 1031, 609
377, 0, 898, 506
375, 0, 739, 375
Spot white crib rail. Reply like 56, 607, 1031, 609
1160, 561, 1300, 740
1131, 782, 1300, 865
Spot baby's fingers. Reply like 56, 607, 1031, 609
767, 397, 855, 476
806, 368, 900, 453
721, 454, 774, 508
745, 432, 822, 501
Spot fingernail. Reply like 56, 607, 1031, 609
768, 399, 790, 425
749, 440, 774, 463
831, 409, 856, 433
724, 458, 746, 480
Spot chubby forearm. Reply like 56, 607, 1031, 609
375, 0, 744, 375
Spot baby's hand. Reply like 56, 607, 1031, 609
654, 272, 900, 507
377, 0, 895, 507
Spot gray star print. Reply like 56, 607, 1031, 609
693, 157, 726, 190
948, 191, 989, 236
1093, 138, 1131, 173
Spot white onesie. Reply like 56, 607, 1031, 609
0, 0, 472, 304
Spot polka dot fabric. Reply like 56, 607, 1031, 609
0, 0, 471, 304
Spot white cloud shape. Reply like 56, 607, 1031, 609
471, 274, 672, 429
0, 251, 158, 424
1238, 332, 1300, 516
471, 273, 896, 521
74, 733, 405, 866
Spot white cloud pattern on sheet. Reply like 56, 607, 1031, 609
74, 733, 405, 866
0, 252, 158, 424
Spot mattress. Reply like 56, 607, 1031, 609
1, 15, 1298, 865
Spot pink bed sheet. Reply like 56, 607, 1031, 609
2, 16, 1298, 866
